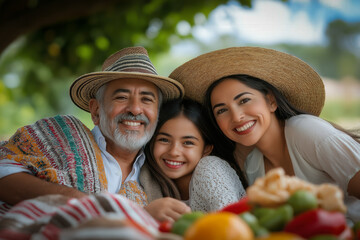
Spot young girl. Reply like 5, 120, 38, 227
169, 47, 360, 224
144, 98, 247, 212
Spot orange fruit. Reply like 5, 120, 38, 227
184, 212, 254, 240
256, 232, 305, 240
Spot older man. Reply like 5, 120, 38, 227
0, 46, 189, 221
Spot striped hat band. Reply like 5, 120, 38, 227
70, 46, 184, 112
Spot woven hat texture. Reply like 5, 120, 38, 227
169, 47, 325, 116
70, 46, 184, 112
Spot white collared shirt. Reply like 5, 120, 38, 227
0, 125, 145, 194
91, 126, 145, 193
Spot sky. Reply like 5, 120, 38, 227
171, 0, 360, 55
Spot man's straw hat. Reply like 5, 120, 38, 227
70, 46, 184, 112
169, 47, 325, 116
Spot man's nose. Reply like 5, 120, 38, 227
127, 98, 142, 115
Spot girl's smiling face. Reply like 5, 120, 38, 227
153, 114, 211, 181
210, 78, 277, 147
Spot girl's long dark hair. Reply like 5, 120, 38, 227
145, 98, 222, 199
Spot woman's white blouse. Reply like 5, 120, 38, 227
245, 114, 360, 223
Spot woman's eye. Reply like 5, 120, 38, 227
239, 98, 250, 104
215, 108, 227, 115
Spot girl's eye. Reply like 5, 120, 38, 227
184, 140, 195, 146
157, 137, 169, 143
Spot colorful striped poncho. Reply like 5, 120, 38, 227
0, 115, 107, 193
0, 115, 111, 218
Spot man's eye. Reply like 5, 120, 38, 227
115, 95, 127, 100
143, 97, 154, 102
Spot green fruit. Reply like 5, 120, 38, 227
277, 204, 294, 223
180, 211, 204, 221
171, 219, 193, 236
171, 211, 204, 236
287, 190, 318, 215
258, 204, 293, 232
239, 212, 268, 237
252, 207, 275, 219
239, 212, 258, 226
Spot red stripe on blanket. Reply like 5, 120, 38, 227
41, 224, 61, 240
111, 195, 153, 238
132, 202, 158, 228
22, 202, 44, 218
0, 203, 11, 211
81, 198, 98, 217
67, 201, 87, 219
87, 197, 101, 215
27, 202, 47, 215
58, 206, 82, 222
11, 209, 36, 220
0, 229, 31, 240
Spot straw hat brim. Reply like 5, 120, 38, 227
169, 47, 325, 116
70, 71, 185, 112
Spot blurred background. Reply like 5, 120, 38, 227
0, 0, 359, 139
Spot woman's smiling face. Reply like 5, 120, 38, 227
210, 78, 277, 147
153, 114, 209, 181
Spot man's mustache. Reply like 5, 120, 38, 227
113, 113, 150, 126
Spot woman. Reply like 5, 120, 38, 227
169, 47, 360, 223
145, 98, 247, 213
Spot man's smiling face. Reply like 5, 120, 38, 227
95, 78, 159, 152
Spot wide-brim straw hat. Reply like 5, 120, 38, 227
70, 46, 184, 112
169, 47, 325, 116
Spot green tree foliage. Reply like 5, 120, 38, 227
0, 0, 257, 137
1, 0, 359, 138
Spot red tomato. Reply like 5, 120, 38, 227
158, 221, 173, 233
219, 197, 252, 214
284, 209, 347, 239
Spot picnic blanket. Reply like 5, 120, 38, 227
0, 193, 159, 240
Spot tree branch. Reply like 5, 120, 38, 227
0, 0, 120, 54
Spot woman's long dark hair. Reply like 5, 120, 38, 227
145, 98, 221, 199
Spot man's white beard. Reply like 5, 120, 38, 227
99, 107, 157, 152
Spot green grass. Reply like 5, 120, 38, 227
321, 99, 360, 129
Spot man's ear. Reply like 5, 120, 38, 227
89, 99, 100, 125
202, 144, 214, 157
267, 92, 278, 112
